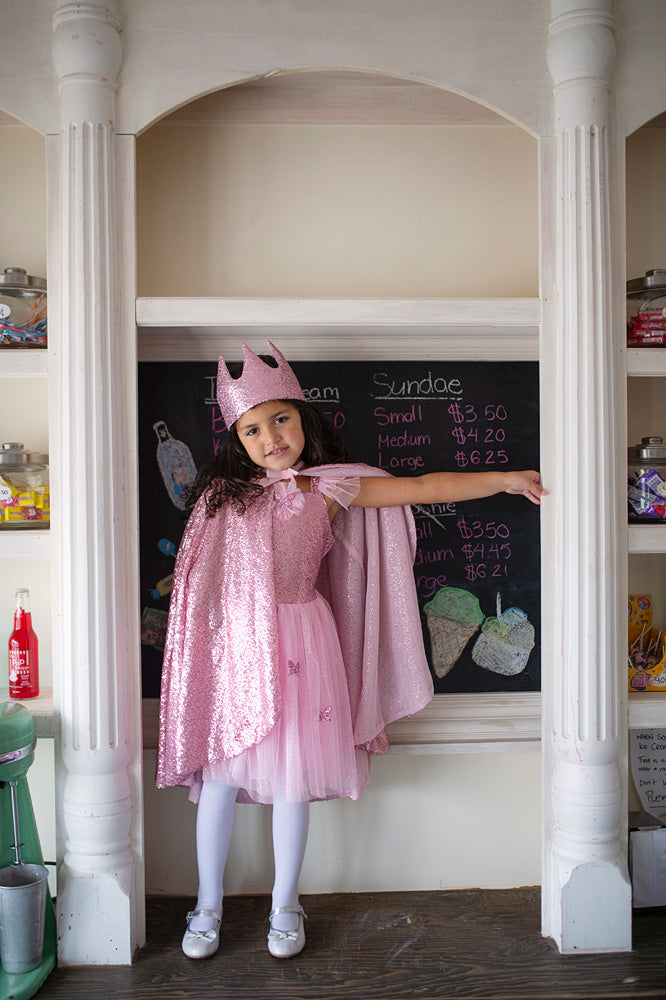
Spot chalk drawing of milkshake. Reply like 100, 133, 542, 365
153, 420, 197, 510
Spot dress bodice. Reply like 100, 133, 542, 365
271, 479, 333, 604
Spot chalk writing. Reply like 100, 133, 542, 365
303, 385, 340, 402
373, 371, 463, 401
630, 729, 666, 817
447, 400, 513, 470
139, 358, 540, 696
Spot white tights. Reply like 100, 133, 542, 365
189, 779, 310, 933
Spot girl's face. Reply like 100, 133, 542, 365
236, 400, 305, 472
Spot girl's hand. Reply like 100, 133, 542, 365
503, 470, 546, 506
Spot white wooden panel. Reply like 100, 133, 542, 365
0, 529, 51, 558
0, 351, 48, 377
628, 525, 666, 554
136, 297, 540, 360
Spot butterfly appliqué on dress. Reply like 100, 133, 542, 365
319, 706, 332, 723
259, 467, 306, 520
288, 660, 300, 676
274, 483, 306, 520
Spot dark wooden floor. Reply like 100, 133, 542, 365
36, 889, 666, 999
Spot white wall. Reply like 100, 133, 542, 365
137, 123, 538, 298
145, 749, 542, 895
0, 125, 47, 278
137, 117, 543, 895
626, 126, 666, 284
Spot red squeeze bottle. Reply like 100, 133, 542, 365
8, 587, 39, 699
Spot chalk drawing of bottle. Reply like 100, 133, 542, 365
153, 420, 197, 510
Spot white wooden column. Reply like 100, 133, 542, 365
50, 1, 144, 963
541, 0, 631, 952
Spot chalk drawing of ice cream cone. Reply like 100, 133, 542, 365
471, 593, 535, 676
424, 586, 484, 678
154, 420, 198, 510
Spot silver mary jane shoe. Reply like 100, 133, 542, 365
267, 904, 307, 958
182, 908, 222, 959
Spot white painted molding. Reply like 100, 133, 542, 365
142, 693, 542, 757
158, 72, 512, 127
52, 1, 123, 127
628, 524, 666, 554
136, 298, 540, 361
0, 351, 48, 378
627, 349, 666, 377
386, 692, 541, 752
136, 297, 540, 328
541, 0, 631, 954
50, 0, 144, 966
628, 692, 666, 728
138, 327, 539, 362
0, 530, 51, 559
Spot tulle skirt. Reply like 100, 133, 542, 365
203, 592, 371, 804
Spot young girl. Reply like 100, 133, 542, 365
156, 342, 545, 961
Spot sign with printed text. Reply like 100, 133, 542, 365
630, 729, 666, 816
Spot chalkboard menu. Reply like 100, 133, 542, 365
138, 359, 540, 698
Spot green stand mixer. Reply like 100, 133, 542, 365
0, 702, 56, 998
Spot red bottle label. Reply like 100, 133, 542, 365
8, 611, 39, 699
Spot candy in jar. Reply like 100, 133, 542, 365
0, 442, 50, 528
628, 436, 666, 522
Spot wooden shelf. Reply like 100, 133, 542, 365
627, 349, 666, 377
0, 529, 51, 558
628, 524, 666, 554
0, 350, 48, 378
0, 688, 54, 739
136, 297, 540, 361
136, 296, 541, 328
629, 692, 666, 728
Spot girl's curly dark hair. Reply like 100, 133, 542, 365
184, 398, 349, 519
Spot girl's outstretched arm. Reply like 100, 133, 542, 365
350, 469, 546, 509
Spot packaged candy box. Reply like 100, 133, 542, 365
628, 595, 666, 692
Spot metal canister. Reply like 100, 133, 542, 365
628, 436, 666, 522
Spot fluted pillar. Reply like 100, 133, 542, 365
49, 2, 144, 963
541, 0, 631, 952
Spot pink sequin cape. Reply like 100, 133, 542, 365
156, 463, 434, 801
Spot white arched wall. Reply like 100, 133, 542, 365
118, 3, 551, 139
136, 68, 543, 917
135, 72, 539, 300
1, 0, 666, 965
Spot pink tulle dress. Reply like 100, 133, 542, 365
203, 472, 371, 804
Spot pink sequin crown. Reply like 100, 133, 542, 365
216, 341, 306, 428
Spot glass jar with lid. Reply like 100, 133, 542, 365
628, 436, 666, 522
627, 269, 666, 346
0, 267, 47, 348
0, 443, 50, 529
